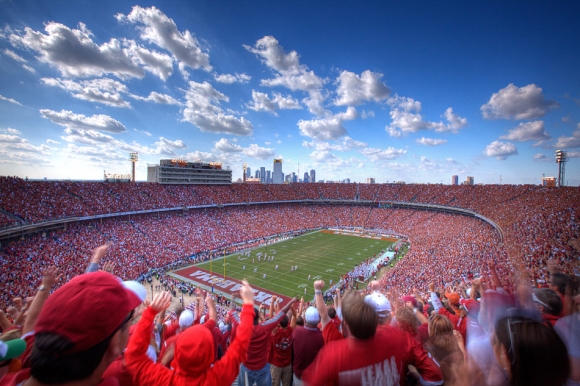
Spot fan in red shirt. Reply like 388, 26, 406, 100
302, 289, 443, 386
268, 314, 293, 386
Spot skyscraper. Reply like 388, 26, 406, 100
255, 170, 260, 179
452, 175, 458, 185
466, 176, 474, 185
260, 166, 266, 183
310, 169, 316, 183
266, 170, 271, 183
246, 167, 252, 178
303, 172, 310, 182
273, 159, 283, 184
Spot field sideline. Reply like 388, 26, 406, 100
173, 230, 397, 300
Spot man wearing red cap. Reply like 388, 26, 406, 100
0, 271, 145, 386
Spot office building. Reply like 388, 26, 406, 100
147, 159, 231, 185
465, 176, 474, 185
366, 178, 376, 184
273, 159, 283, 184
246, 167, 252, 178
260, 167, 266, 183
310, 169, 316, 183
452, 175, 458, 185
303, 172, 310, 183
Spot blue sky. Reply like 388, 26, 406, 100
1, 0, 579, 184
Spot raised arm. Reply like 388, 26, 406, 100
85, 243, 111, 273
314, 280, 331, 329
23, 267, 61, 335
206, 293, 217, 323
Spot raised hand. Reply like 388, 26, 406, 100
150, 292, 172, 313
314, 280, 325, 291
91, 242, 112, 263
42, 266, 62, 288
239, 280, 255, 305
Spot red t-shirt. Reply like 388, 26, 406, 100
322, 320, 344, 343
291, 325, 324, 379
243, 311, 286, 370
269, 326, 293, 367
302, 326, 443, 386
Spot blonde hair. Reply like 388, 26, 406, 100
428, 314, 456, 352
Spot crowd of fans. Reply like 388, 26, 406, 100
0, 177, 579, 385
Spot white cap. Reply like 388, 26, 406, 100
122, 280, 147, 302
179, 310, 194, 328
304, 306, 320, 325
364, 292, 392, 314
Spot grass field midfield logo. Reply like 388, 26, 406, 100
312, 275, 322, 280
336, 263, 344, 266
298, 284, 307, 288
326, 268, 334, 272
347, 257, 354, 260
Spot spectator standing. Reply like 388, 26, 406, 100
291, 306, 324, 386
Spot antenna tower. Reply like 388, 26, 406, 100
555, 150, 568, 187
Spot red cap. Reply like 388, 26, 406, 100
460, 299, 480, 314
35, 272, 144, 353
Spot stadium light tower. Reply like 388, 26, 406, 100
555, 150, 568, 187
130, 152, 138, 183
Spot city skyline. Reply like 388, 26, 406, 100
1, 1, 579, 185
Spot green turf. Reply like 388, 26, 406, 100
195, 230, 396, 299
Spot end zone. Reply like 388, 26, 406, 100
170, 266, 293, 307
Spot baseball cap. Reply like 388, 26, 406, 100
364, 292, 392, 314
401, 296, 417, 308
304, 306, 320, 324
460, 298, 480, 314
445, 292, 460, 305
35, 271, 145, 353
0, 339, 26, 361
179, 310, 194, 328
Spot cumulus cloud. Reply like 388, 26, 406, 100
11, 22, 144, 79
0, 94, 22, 106
385, 96, 466, 137
0, 133, 52, 165
500, 121, 550, 142
334, 70, 390, 106
118, 6, 211, 74
298, 107, 357, 141
246, 90, 301, 115
42, 77, 131, 108
552, 124, 580, 148
361, 147, 407, 161
132, 91, 180, 105
182, 80, 253, 135
3, 49, 26, 62
243, 144, 275, 159
481, 83, 558, 120
309, 150, 352, 167
416, 137, 447, 146
124, 40, 174, 80
484, 140, 518, 160
214, 138, 243, 153
134, 128, 152, 136
40, 109, 126, 133
213, 73, 251, 84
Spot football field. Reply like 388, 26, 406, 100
189, 230, 397, 299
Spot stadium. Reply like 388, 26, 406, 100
0, 178, 578, 385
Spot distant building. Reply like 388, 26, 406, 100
246, 167, 252, 178
343, 178, 351, 183
245, 177, 261, 184
291, 172, 297, 183
310, 169, 316, 183
255, 170, 260, 179
542, 176, 556, 187
266, 170, 271, 183
452, 175, 458, 185
260, 167, 266, 183
366, 178, 376, 184
147, 159, 231, 185
273, 159, 283, 184
465, 176, 474, 185
303, 172, 310, 183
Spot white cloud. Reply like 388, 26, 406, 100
298, 107, 356, 141
1, 128, 21, 135
500, 121, 550, 142
243, 144, 275, 159
246, 90, 301, 115
40, 109, 126, 133
0, 94, 22, 106
309, 150, 352, 167
133, 128, 152, 137
3, 49, 26, 62
118, 6, 211, 74
533, 153, 551, 162
441, 108, 468, 132
416, 137, 447, 146
11, 22, 144, 79
334, 70, 390, 106
552, 124, 580, 148
42, 77, 131, 108
214, 138, 243, 153
213, 73, 251, 84
0, 133, 52, 165
481, 83, 558, 120
132, 91, 180, 105
244, 36, 301, 74
182, 80, 253, 135
22, 64, 37, 73
361, 147, 407, 161
46, 139, 60, 144
302, 136, 367, 151
567, 151, 580, 158
124, 40, 174, 81
386, 96, 467, 137
484, 140, 518, 160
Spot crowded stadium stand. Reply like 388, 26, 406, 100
0, 176, 578, 385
